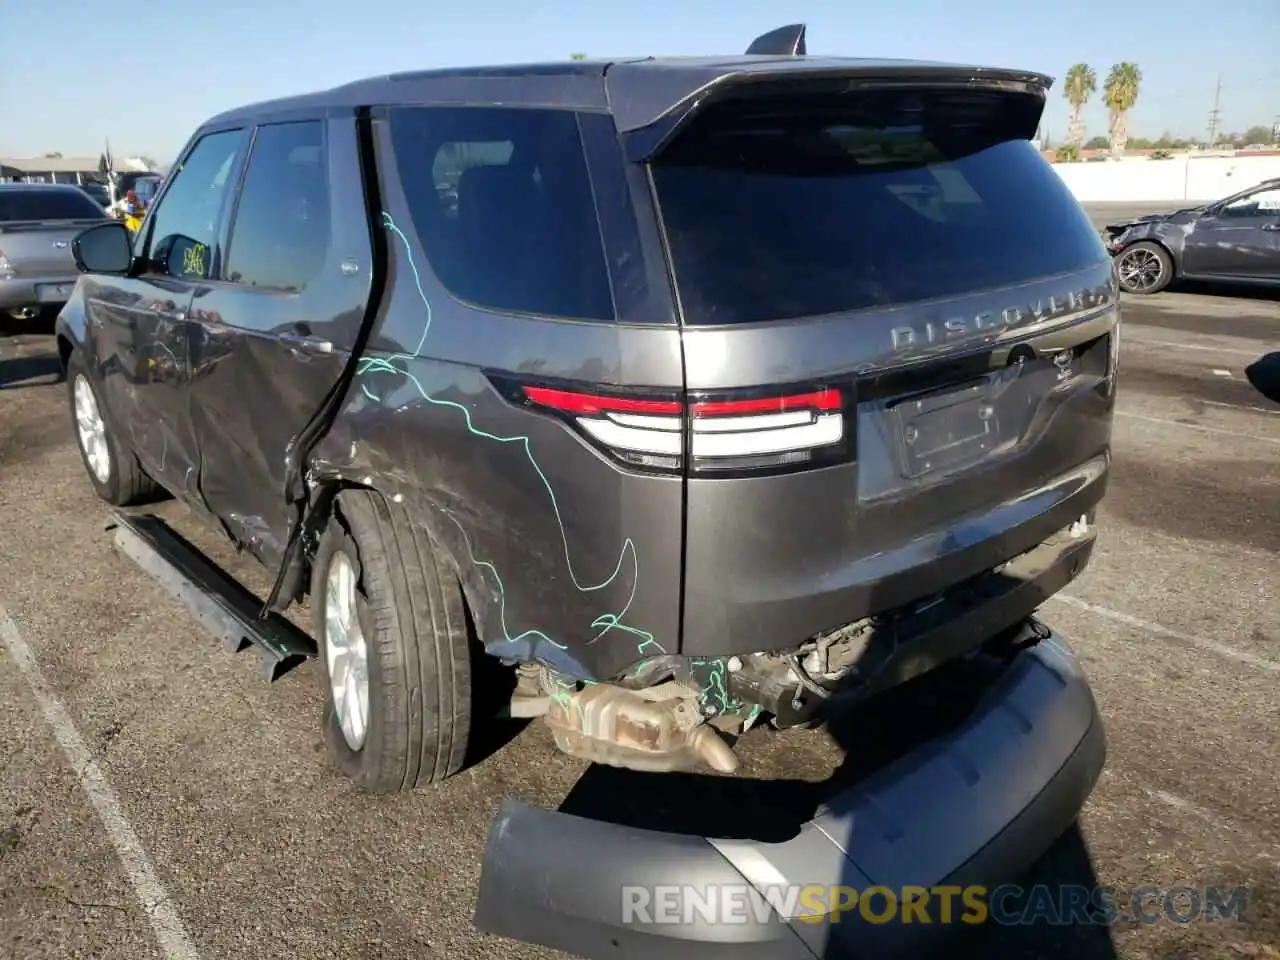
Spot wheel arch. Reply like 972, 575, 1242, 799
292, 473, 492, 647
1148, 236, 1179, 276
54, 304, 88, 377
56, 332, 75, 376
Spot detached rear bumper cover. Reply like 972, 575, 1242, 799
474, 632, 1105, 959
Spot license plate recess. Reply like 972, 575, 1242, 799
893, 378, 999, 479
35, 283, 74, 303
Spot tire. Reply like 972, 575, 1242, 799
312, 488, 473, 792
1116, 241, 1173, 295
66, 351, 158, 506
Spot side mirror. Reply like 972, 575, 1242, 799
72, 221, 134, 275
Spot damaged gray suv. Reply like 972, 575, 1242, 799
58, 23, 1117, 958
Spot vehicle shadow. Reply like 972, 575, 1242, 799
1167, 279, 1280, 302
463, 599, 529, 769
0, 354, 63, 390
1244, 351, 1280, 404
0, 308, 59, 336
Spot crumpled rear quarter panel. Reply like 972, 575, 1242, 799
310, 200, 686, 682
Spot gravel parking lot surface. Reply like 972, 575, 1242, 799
1, 205, 1277, 960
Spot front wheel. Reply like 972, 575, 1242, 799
312, 489, 473, 792
1116, 241, 1173, 295
65, 352, 158, 506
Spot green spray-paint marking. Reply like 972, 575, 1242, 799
690, 657, 741, 713
354, 213, 663, 662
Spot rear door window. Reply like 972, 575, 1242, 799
387, 106, 614, 321
652, 87, 1107, 325
0, 188, 106, 222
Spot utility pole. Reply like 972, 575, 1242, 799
1206, 74, 1223, 147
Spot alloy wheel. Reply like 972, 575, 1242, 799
1118, 248, 1165, 292
324, 551, 370, 751
73, 375, 112, 484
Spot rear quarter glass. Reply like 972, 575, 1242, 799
651, 86, 1106, 325
385, 105, 616, 322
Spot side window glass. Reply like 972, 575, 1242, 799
1252, 188, 1280, 213
144, 130, 243, 279
388, 106, 615, 322
222, 121, 330, 292
1224, 188, 1280, 217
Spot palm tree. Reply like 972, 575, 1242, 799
1063, 64, 1097, 150
1103, 62, 1142, 156
570, 52, 588, 60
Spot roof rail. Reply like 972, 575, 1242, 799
744, 24, 807, 56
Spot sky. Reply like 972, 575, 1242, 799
2, 0, 1277, 162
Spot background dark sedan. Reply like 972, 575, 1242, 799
1103, 177, 1280, 294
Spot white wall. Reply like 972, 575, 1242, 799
1049, 155, 1280, 203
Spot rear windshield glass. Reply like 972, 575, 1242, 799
0, 188, 107, 223
133, 177, 161, 201
652, 87, 1107, 326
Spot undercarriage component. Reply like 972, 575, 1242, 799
504, 663, 550, 718
543, 679, 740, 774
109, 510, 316, 681
729, 524, 1096, 728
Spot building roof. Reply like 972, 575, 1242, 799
0, 156, 152, 174
0, 181, 95, 192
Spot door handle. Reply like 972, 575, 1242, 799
279, 332, 334, 354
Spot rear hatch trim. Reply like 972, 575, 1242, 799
608, 62, 1052, 159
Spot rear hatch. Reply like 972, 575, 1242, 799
645, 77, 1118, 655
0, 187, 108, 278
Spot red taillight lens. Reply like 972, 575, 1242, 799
521, 386, 682, 417
510, 380, 851, 475
519, 385, 685, 470
689, 389, 841, 417
690, 388, 846, 472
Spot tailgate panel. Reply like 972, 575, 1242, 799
650, 80, 1119, 656
677, 266, 1117, 657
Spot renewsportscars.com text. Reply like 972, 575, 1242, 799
620, 883, 1250, 927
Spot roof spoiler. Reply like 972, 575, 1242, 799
745, 23, 807, 56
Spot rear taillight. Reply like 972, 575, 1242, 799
689, 388, 845, 472
0, 250, 12, 280
504, 379, 851, 475
521, 385, 685, 471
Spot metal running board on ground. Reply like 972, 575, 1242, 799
108, 511, 316, 681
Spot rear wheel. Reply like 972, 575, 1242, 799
66, 352, 158, 506
312, 489, 473, 792
1116, 241, 1173, 295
